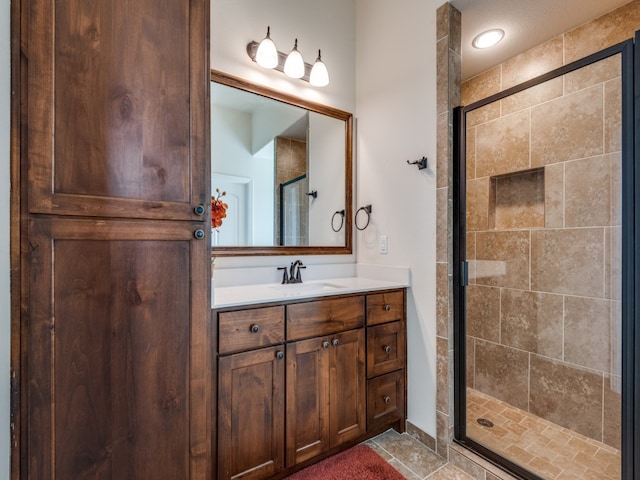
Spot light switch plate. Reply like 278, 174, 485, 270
379, 235, 388, 254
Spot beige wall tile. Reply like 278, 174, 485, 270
544, 163, 564, 228
437, 336, 449, 413
462, 65, 501, 105
476, 110, 530, 177
437, 112, 450, 188
436, 187, 450, 263
466, 177, 490, 231
610, 152, 622, 226
531, 228, 604, 297
475, 340, 529, 411
466, 127, 476, 180
501, 289, 563, 359
467, 232, 476, 284
466, 102, 501, 128
466, 337, 475, 389
564, 0, 640, 64
529, 355, 603, 441
605, 78, 622, 154
466, 285, 501, 343
603, 375, 622, 450
564, 296, 616, 372
531, 85, 604, 167
564, 155, 612, 227
476, 231, 530, 290
436, 3, 450, 42
502, 37, 563, 89
501, 77, 563, 116
494, 169, 544, 229
437, 38, 449, 116
565, 54, 621, 94
605, 226, 622, 301
436, 263, 449, 338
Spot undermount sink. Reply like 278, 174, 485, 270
269, 282, 346, 293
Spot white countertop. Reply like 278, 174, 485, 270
212, 276, 409, 308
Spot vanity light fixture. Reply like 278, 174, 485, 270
255, 26, 279, 68
472, 28, 505, 49
246, 27, 330, 87
309, 50, 329, 87
284, 39, 305, 79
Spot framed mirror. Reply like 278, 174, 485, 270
210, 70, 353, 256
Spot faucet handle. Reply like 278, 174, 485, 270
277, 266, 289, 284
296, 264, 306, 282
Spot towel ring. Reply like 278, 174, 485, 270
331, 210, 345, 232
355, 205, 372, 231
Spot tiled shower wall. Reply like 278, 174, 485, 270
274, 137, 308, 245
458, 0, 640, 453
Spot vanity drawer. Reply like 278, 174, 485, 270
218, 306, 285, 355
366, 291, 404, 326
287, 296, 365, 341
367, 370, 405, 431
367, 321, 406, 378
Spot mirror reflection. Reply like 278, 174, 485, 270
210, 71, 352, 254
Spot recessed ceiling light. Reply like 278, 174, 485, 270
472, 29, 505, 49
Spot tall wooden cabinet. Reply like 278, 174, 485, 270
15, 0, 210, 479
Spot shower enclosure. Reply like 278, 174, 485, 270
454, 39, 637, 479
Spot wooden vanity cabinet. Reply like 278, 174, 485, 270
215, 289, 405, 480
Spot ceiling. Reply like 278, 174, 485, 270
449, 0, 633, 80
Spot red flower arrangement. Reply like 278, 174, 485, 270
211, 188, 228, 231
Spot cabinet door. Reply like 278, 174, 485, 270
26, 218, 210, 480
329, 329, 366, 446
218, 346, 285, 480
286, 337, 330, 466
26, 0, 209, 220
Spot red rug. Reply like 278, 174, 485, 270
286, 445, 405, 480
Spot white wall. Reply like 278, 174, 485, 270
355, 0, 440, 437
211, 0, 357, 270
1, 0, 10, 476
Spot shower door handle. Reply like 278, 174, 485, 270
461, 261, 469, 287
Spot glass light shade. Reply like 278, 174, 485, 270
284, 40, 305, 79
255, 27, 278, 69
472, 29, 504, 49
309, 50, 329, 87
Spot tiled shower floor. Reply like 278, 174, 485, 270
466, 388, 621, 479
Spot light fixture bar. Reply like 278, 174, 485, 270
247, 40, 313, 82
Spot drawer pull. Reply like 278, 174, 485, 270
384, 304, 391, 312
384, 345, 392, 354
322, 341, 330, 349
384, 396, 391, 404
250, 324, 260, 333
332, 338, 340, 346
276, 350, 284, 360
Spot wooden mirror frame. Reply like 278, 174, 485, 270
210, 69, 353, 257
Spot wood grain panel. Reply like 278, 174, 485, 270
287, 296, 364, 341
27, 218, 210, 480
367, 321, 406, 378
26, 0, 209, 220
366, 291, 405, 326
367, 371, 405, 431
218, 347, 285, 480
286, 337, 330, 466
218, 306, 284, 355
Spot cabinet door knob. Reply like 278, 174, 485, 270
384, 304, 391, 312
276, 351, 284, 360
193, 204, 205, 215
384, 396, 391, 404
332, 338, 339, 346
322, 341, 330, 349
384, 345, 392, 354
250, 324, 260, 333
194, 229, 205, 239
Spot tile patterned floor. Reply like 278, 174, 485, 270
466, 388, 621, 479
365, 430, 474, 480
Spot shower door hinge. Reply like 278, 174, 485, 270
461, 261, 469, 287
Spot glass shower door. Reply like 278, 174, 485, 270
457, 46, 629, 480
